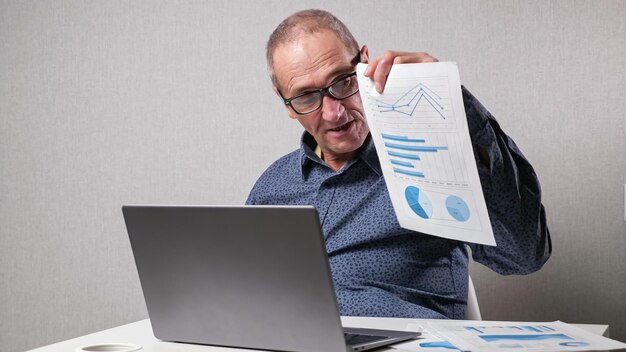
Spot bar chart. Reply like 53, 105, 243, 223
381, 132, 469, 186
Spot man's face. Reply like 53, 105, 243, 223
272, 30, 369, 162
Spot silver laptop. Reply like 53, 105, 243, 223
122, 205, 420, 352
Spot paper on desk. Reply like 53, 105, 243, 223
390, 323, 464, 351
356, 62, 495, 245
425, 320, 626, 352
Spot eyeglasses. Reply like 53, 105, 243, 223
278, 72, 359, 115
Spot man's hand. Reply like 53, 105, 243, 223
363, 51, 438, 93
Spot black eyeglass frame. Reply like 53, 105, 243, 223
276, 52, 362, 115
277, 72, 360, 115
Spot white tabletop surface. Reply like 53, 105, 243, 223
28, 316, 610, 352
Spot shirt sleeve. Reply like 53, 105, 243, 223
463, 86, 552, 275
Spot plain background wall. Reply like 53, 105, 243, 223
1, 1, 624, 350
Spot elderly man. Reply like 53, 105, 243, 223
247, 9, 551, 319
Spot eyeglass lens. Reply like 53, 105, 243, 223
291, 74, 358, 114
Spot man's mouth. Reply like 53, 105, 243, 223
329, 120, 353, 132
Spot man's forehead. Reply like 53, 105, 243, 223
272, 30, 355, 92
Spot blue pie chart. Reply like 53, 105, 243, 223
446, 195, 470, 222
405, 186, 433, 219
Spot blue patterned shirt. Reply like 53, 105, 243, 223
246, 88, 551, 319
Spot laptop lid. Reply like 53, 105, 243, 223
123, 205, 419, 352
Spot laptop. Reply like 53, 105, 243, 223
122, 205, 420, 352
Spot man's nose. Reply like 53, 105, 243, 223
320, 95, 345, 122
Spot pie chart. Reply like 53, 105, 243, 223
405, 186, 433, 219
446, 195, 470, 221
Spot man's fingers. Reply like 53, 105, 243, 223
364, 50, 397, 77
393, 52, 438, 64
364, 51, 439, 93
363, 57, 379, 77
372, 58, 395, 93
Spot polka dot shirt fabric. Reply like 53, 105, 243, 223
246, 87, 551, 320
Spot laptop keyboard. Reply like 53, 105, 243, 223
344, 332, 388, 345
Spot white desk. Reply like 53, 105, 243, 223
28, 317, 610, 352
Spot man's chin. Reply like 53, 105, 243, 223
324, 139, 366, 156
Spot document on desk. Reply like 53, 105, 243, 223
356, 62, 495, 245
421, 320, 626, 352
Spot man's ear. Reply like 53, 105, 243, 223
272, 85, 298, 120
360, 44, 369, 63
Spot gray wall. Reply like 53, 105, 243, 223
1, 1, 624, 351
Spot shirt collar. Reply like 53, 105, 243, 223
298, 132, 382, 180
359, 133, 382, 176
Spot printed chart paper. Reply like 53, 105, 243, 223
390, 323, 464, 352
356, 62, 495, 245
425, 320, 626, 352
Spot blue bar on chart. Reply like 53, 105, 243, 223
479, 334, 574, 342
390, 159, 414, 168
387, 151, 421, 160
384, 143, 448, 152
393, 168, 424, 178
381, 133, 426, 143
523, 326, 545, 333
382, 133, 452, 181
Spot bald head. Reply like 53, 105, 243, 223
266, 9, 360, 89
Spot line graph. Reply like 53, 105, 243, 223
376, 83, 446, 118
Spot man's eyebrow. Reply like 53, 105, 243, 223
328, 65, 356, 79
291, 65, 355, 95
